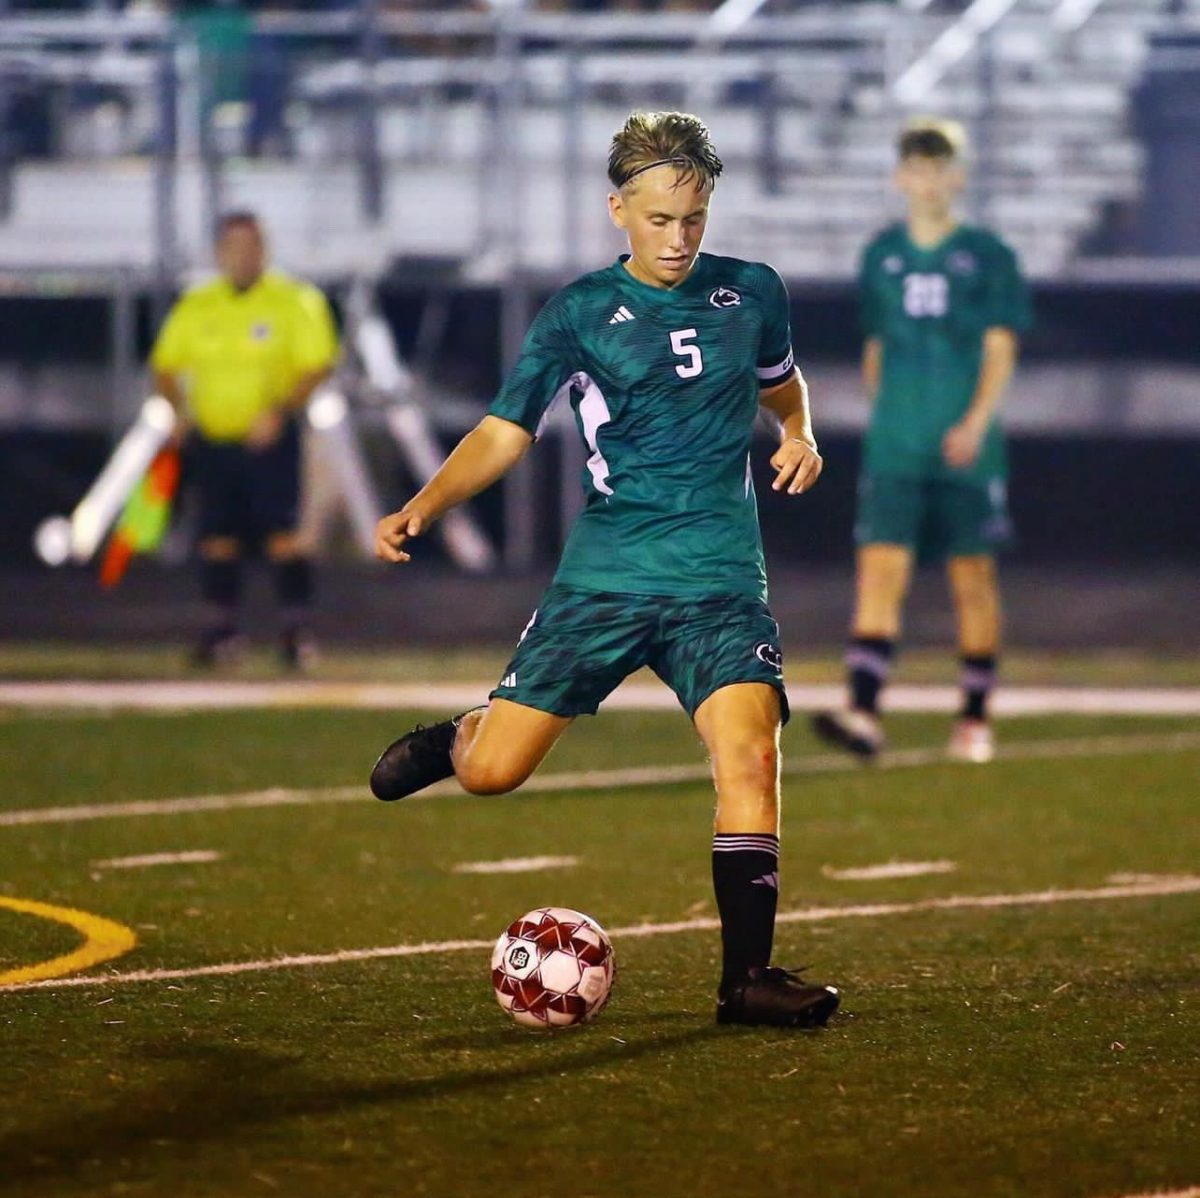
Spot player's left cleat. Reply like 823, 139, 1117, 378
946, 718, 995, 763
716, 966, 840, 1028
369, 708, 483, 801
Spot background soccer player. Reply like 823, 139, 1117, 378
369, 111, 839, 1028
151, 211, 339, 668
813, 117, 1032, 764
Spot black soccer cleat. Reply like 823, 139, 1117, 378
717, 966, 840, 1028
810, 708, 884, 762
368, 709, 480, 801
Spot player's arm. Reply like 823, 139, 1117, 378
149, 301, 192, 445
861, 336, 883, 401
759, 370, 823, 496
375, 415, 532, 563
942, 326, 1018, 469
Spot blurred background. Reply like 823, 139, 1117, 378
0, 0, 1197, 659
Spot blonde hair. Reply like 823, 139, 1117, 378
898, 116, 968, 161
607, 111, 724, 191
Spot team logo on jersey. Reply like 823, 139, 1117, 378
948, 251, 977, 275
250, 322, 272, 341
709, 286, 742, 309
753, 642, 783, 671
883, 255, 905, 274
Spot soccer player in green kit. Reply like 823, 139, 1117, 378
813, 117, 1031, 765
368, 111, 840, 1028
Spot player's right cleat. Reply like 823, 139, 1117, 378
369, 709, 481, 801
946, 718, 995, 763
717, 966, 840, 1028
811, 708, 884, 761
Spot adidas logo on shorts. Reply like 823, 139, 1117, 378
608, 306, 635, 325
499, 672, 518, 688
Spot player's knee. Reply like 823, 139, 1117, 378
950, 559, 998, 609
456, 754, 529, 796
716, 734, 779, 791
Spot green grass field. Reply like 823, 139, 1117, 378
2, 702, 1198, 1198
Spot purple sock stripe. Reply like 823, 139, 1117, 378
713, 834, 779, 856
961, 666, 997, 690
844, 647, 892, 679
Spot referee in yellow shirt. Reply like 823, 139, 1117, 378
151, 211, 339, 668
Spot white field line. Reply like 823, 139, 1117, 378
3, 679, 1200, 716
5, 874, 1200, 995
2, 730, 1199, 831
1113, 1189, 1200, 1198
823, 860, 957, 881
453, 855, 579, 875
91, 850, 222, 871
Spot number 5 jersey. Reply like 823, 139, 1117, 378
488, 254, 797, 602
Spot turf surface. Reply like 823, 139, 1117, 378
1, 707, 1198, 1198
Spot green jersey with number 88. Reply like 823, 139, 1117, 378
859, 223, 1032, 483
489, 253, 796, 602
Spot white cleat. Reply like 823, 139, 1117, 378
946, 719, 995, 764
811, 708, 886, 761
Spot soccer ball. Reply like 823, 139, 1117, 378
490, 906, 615, 1029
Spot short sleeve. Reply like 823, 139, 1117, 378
291, 283, 340, 374
149, 295, 193, 373
755, 266, 795, 387
488, 294, 577, 435
982, 240, 1032, 334
858, 244, 884, 339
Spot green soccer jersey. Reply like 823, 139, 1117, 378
488, 253, 797, 602
859, 223, 1032, 483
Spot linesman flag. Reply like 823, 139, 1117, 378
98, 447, 181, 589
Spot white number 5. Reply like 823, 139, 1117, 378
670, 328, 704, 379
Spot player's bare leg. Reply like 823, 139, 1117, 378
266, 529, 317, 671
695, 683, 839, 1027
194, 535, 246, 667
947, 553, 1001, 762
452, 700, 572, 795
370, 698, 570, 801
813, 542, 913, 760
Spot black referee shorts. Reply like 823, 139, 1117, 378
189, 418, 301, 544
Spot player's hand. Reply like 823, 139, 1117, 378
770, 437, 823, 495
245, 407, 284, 452
375, 506, 426, 564
942, 417, 986, 469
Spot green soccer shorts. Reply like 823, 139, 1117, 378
855, 472, 1013, 561
490, 584, 790, 724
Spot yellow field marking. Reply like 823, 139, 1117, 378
0, 896, 137, 987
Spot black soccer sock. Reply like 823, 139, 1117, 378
960, 654, 997, 721
200, 558, 242, 634
273, 557, 314, 632
845, 636, 895, 715
712, 832, 780, 993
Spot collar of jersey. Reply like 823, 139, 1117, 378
215, 272, 271, 299
901, 223, 966, 258
611, 253, 711, 300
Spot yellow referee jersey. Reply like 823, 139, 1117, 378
151, 269, 339, 442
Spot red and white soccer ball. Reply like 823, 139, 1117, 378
491, 906, 615, 1029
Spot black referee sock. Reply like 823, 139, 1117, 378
712, 832, 780, 994
845, 636, 895, 715
273, 557, 314, 632
200, 559, 242, 635
960, 654, 998, 721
